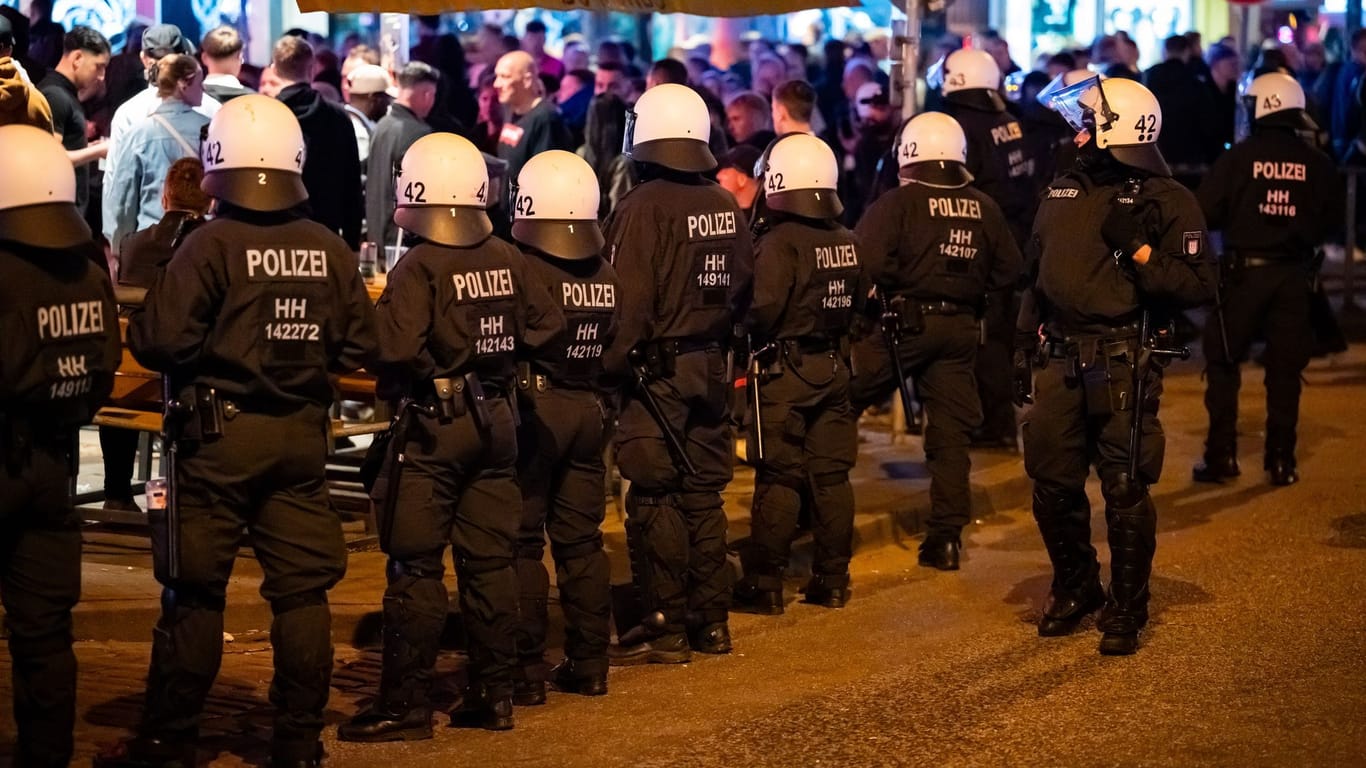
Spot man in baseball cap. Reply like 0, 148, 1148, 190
345, 63, 392, 163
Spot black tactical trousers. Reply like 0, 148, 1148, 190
744, 349, 857, 592
1203, 263, 1312, 461
372, 398, 519, 706
976, 289, 1019, 441
1, 434, 81, 768
614, 347, 733, 633
142, 407, 345, 754
1022, 346, 1166, 631
514, 387, 611, 671
850, 315, 982, 539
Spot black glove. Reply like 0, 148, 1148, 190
1101, 202, 1148, 259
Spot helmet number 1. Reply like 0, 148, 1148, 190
403, 182, 427, 204
767, 172, 785, 193
516, 194, 536, 217
1133, 114, 1157, 143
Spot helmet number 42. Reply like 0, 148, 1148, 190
1133, 114, 1157, 142
516, 194, 536, 217
403, 182, 427, 204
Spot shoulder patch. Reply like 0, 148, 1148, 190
1183, 231, 1203, 257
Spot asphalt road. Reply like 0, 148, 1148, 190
3, 349, 1365, 767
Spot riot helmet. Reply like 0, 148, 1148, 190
763, 132, 842, 219
1044, 75, 1170, 177
929, 49, 1005, 112
623, 83, 716, 173
1241, 72, 1317, 136
510, 149, 604, 260
896, 112, 973, 188
200, 94, 308, 211
393, 132, 493, 248
0, 125, 92, 249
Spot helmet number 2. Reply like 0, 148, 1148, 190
403, 182, 427, 204
1133, 114, 1157, 142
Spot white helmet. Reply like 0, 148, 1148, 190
937, 49, 1005, 112
200, 94, 307, 211
1243, 72, 1316, 131
511, 150, 604, 260
393, 132, 493, 248
0, 125, 91, 249
763, 132, 842, 219
896, 112, 973, 188
1050, 76, 1170, 177
624, 83, 716, 173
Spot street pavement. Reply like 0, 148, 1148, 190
3, 342, 1365, 767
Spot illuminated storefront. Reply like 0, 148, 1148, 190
998, 0, 1232, 68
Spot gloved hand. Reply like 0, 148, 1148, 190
1101, 202, 1148, 260
1012, 348, 1034, 407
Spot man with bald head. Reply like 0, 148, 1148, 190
494, 49, 571, 184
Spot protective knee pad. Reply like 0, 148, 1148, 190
386, 557, 443, 583
516, 541, 547, 562
457, 555, 514, 576
552, 535, 604, 564
813, 470, 847, 489
1100, 473, 1148, 510
270, 589, 328, 617
1032, 485, 1085, 520
754, 471, 804, 494
162, 584, 228, 614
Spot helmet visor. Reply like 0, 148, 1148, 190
1041, 74, 1103, 134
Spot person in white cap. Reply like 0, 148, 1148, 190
0, 124, 121, 768
344, 62, 391, 164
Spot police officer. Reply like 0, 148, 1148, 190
850, 113, 1022, 571
731, 133, 869, 614
105, 95, 378, 768
1193, 73, 1341, 486
337, 133, 563, 741
508, 150, 618, 702
933, 48, 1032, 450
605, 83, 754, 664
1018, 78, 1215, 655
0, 125, 120, 768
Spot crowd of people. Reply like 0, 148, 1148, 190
0, 8, 1357, 768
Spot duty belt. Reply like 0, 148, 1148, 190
1226, 249, 1309, 269
527, 373, 596, 393
916, 300, 976, 316
660, 337, 722, 355
781, 336, 840, 354
1043, 324, 1141, 360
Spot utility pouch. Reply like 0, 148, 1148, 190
896, 297, 925, 336
194, 385, 223, 438
462, 372, 491, 432
1104, 340, 1135, 412
1081, 365, 1113, 417
432, 377, 458, 422
632, 342, 677, 380
754, 344, 783, 381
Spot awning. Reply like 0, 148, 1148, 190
296, 0, 855, 17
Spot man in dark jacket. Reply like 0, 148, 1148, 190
1144, 35, 1210, 188
272, 34, 363, 250
366, 62, 437, 251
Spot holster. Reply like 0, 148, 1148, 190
1058, 336, 1138, 417
458, 373, 491, 433
886, 296, 925, 337
628, 342, 677, 381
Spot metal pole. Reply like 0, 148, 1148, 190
899, 1, 921, 123
1345, 170, 1359, 313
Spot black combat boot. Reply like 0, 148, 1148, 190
450, 682, 515, 731
688, 621, 732, 654
609, 606, 691, 665
917, 535, 961, 571
270, 740, 323, 768
512, 665, 546, 706
1192, 447, 1240, 483
1097, 494, 1156, 656
732, 578, 784, 615
1266, 451, 1299, 486
1032, 488, 1103, 637
549, 657, 609, 696
93, 736, 196, 768
337, 703, 433, 742
801, 573, 850, 608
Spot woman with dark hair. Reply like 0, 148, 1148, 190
582, 92, 634, 216
100, 157, 212, 514
106, 53, 207, 250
